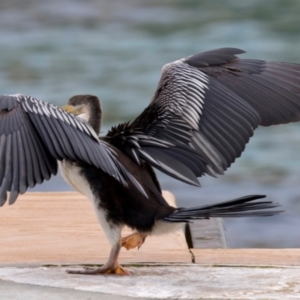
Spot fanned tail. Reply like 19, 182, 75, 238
163, 195, 282, 222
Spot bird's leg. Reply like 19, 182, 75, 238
121, 232, 147, 250
67, 241, 129, 275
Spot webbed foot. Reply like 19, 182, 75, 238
121, 232, 147, 250
67, 264, 130, 275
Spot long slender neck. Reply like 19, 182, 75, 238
85, 96, 102, 135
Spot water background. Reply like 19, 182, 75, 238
1, 0, 300, 248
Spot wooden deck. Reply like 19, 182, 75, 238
0, 191, 190, 265
1, 191, 300, 267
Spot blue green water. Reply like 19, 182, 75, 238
1, 0, 300, 247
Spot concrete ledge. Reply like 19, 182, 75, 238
1, 265, 300, 299
191, 249, 300, 266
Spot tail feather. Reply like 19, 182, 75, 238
163, 195, 282, 223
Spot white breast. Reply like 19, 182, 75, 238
58, 160, 94, 200
58, 160, 121, 246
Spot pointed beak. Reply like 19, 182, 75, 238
60, 105, 79, 115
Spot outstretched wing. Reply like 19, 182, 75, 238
0, 94, 145, 206
106, 48, 300, 185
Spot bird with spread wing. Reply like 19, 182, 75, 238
2, 48, 299, 275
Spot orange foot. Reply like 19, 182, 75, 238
121, 232, 147, 250
67, 265, 129, 275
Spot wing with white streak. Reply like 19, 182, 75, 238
106, 48, 300, 186
0, 94, 146, 206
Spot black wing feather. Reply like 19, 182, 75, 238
138, 147, 200, 186
106, 47, 300, 186
16, 131, 27, 194
0, 135, 6, 187
0, 94, 147, 206
10, 132, 20, 204
0, 135, 12, 205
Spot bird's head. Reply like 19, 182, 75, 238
61, 94, 102, 134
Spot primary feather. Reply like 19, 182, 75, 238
106, 48, 300, 186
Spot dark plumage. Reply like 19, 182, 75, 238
2, 47, 300, 274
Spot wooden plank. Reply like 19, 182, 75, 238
0, 191, 191, 264
191, 249, 300, 266
187, 218, 227, 249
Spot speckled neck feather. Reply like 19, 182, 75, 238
85, 95, 102, 135
68, 94, 102, 135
